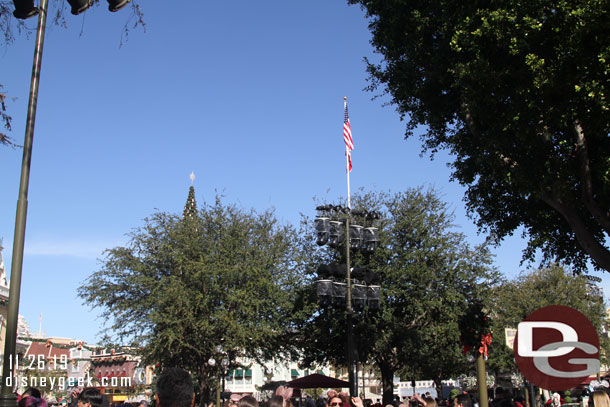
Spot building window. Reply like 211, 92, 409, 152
244, 369, 252, 384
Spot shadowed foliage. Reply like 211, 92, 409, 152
349, 0, 610, 272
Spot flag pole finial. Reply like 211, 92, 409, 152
344, 96, 347, 100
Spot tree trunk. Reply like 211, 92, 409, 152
379, 360, 395, 406
199, 365, 211, 407
434, 378, 443, 400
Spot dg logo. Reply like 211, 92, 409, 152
514, 305, 600, 391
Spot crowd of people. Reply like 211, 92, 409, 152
11, 369, 610, 407
220, 379, 610, 407
13, 385, 150, 407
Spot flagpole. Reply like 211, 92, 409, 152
343, 96, 358, 397
345, 96, 351, 210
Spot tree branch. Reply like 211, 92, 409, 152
463, 108, 610, 269
541, 193, 610, 271
407, 311, 428, 329
573, 121, 610, 235
463, 106, 517, 167
462, 104, 481, 139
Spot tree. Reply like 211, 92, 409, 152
0, 85, 15, 147
487, 264, 609, 375
348, 0, 610, 273
78, 189, 303, 405
183, 185, 197, 219
293, 188, 497, 403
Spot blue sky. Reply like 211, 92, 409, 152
1, 0, 607, 345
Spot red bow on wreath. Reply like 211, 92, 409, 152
478, 333, 493, 359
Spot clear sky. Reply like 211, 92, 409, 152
1, 0, 607, 345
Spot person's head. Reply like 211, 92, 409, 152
494, 389, 505, 400
238, 396, 259, 407
454, 395, 472, 407
139, 401, 149, 407
270, 396, 284, 407
155, 368, 195, 407
23, 389, 42, 399
590, 390, 610, 407
329, 398, 344, 407
229, 395, 241, 407
19, 397, 47, 407
78, 389, 103, 407
424, 398, 436, 407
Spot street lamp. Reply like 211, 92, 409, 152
315, 209, 381, 312
221, 357, 230, 399
314, 205, 381, 397
1, 2, 131, 407
209, 346, 231, 407
11, 0, 38, 19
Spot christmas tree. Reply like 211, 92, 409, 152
183, 172, 198, 219
183, 186, 197, 218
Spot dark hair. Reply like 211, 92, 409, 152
23, 388, 42, 399
156, 368, 194, 407
19, 397, 47, 407
270, 396, 284, 407
79, 388, 104, 407
238, 396, 259, 407
455, 395, 472, 407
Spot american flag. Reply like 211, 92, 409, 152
344, 102, 353, 171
